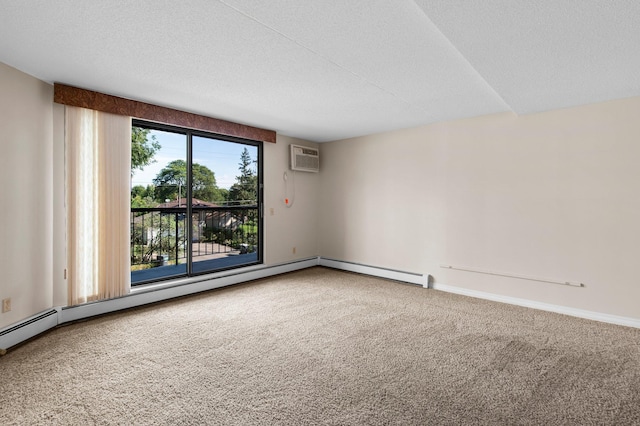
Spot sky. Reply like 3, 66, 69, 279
131, 129, 258, 190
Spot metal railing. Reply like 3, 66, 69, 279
130, 206, 259, 271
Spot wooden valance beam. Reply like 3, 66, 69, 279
53, 83, 276, 143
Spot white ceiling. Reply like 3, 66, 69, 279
1, 0, 639, 142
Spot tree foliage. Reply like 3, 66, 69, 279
192, 163, 222, 202
153, 159, 223, 203
228, 148, 257, 205
153, 159, 187, 203
131, 127, 161, 174
131, 185, 157, 208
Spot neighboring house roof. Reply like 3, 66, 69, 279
156, 198, 219, 208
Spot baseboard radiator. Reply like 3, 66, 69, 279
60, 257, 319, 324
319, 257, 428, 287
0, 309, 59, 353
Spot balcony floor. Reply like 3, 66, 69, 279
131, 252, 259, 284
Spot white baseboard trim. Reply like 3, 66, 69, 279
0, 308, 60, 351
319, 257, 427, 286
432, 282, 640, 329
59, 257, 320, 324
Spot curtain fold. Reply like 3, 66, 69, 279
66, 106, 131, 305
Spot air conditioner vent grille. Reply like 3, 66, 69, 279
290, 144, 319, 172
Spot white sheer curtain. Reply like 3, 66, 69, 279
66, 106, 131, 305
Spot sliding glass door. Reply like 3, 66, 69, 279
130, 121, 262, 285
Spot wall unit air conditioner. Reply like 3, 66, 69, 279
290, 144, 320, 172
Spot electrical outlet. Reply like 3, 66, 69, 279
292, 247, 296, 255
2, 298, 11, 313
270, 207, 274, 216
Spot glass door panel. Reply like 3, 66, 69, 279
130, 127, 187, 284
191, 135, 260, 274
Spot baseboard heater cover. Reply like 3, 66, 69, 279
319, 257, 427, 287
59, 257, 320, 324
0, 308, 59, 351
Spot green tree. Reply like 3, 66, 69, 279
153, 160, 222, 203
153, 160, 187, 203
131, 127, 161, 174
228, 148, 257, 206
217, 188, 229, 203
131, 185, 157, 208
193, 163, 222, 202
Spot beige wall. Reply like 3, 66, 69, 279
263, 135, 319, 264
0, 63, 54, 328
319, 97, 640, 319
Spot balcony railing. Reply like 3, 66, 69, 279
130, 205, 259, 280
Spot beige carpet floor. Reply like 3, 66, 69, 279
1, 266, 639, 425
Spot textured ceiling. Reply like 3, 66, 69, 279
0, 1, 638, 142
416, 0, 640, 115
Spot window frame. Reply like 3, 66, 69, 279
131, 119, 264, 286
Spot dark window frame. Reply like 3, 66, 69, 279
131, 119, 263, 286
